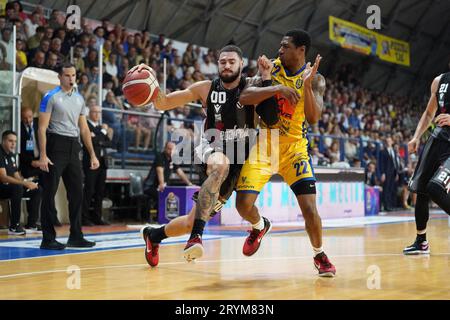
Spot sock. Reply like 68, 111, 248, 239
150, 226, 167, 244
252, 217, 265, 231
416, 232, 427, 243
190, 219, 206, 239
313, 246, 324, 257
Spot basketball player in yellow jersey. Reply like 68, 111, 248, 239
235, 29, 336, 277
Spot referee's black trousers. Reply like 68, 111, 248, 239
40, 134, 84, 242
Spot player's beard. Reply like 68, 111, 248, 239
219, 67, 241, 83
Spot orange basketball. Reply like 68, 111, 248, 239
122, 68, 160, 107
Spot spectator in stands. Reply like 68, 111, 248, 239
73, 45, 86, 73
0, 15, 6, 30
143, 141, 193, 216
87, 65, 99, 84
0, 27, 13, 68
160, 41, 174, 64
182, 43, 194, 66
93, 26, 105, 51
166, 65, 179, 91
34, 5, 47, 26
48, 9, 64, 30
81, 105, 111, 226
137, 45, 151, 65
327, 141, 342, 162
12, 1, 28, 22
78, 73, 97, 99
123, 33, 135, 54
15, 38, 27, 71
24, 11, 42, 39
43, 26, 53, 41
32, 38, 50, 60
154, 33, 165, 48
84, 49, 99, 70
365, 161, 379, 187
127, 45, 138, 67
102, 39, 112, 62
29, 50, 45, 68
0, 130, 42, 235
310, 146, 328, 167
4, 3, 17, 22
50, 37, 65, 65
27, 25, 45, 51
102, 90, 123, 149
45, 52, 58, 71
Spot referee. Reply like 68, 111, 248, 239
37, 63, 100, 250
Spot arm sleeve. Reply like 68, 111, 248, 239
39, 92, 54, 113
255, 80, 279, 126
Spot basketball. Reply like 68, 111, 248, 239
122, 68, 160, 107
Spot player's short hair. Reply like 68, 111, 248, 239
2, 130, 17, 140
285, 29, 311, 55
219, 45, 243, 60
57, 63, 76, 75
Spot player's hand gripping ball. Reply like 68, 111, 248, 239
122, 64, 160, 107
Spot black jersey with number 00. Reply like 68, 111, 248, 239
205, 76, 255, 138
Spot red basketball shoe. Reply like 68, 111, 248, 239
141, 226, 159, 267
243, 217, 272, 256
314, 252, 336, 277
183, 234, 204, 262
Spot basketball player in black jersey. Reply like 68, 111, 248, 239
130, 45, 298, 266
404, 71, 450, 254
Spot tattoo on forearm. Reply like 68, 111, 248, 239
195, 167, 229, 221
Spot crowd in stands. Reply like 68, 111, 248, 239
1, 1, 428, 209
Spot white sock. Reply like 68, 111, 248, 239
313, 246, 324, 257
252, 218, 265, 231
417, 229, 426, 235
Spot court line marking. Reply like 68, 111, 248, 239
0, 216, 447, 262
0, 252, 449, 280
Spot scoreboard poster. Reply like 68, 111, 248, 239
329, 15, 410, 67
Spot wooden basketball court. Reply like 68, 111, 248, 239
0, 214, 448, 300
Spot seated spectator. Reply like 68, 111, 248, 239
143, 141, 193, 216
15, 38, 27, 71
24, 10, 42, 39
84, 49, 99, 70
105, 53, 119, 78
27, 26, 45, 51
29, 49, 45, 68
200, 54, 217, 79
45, 52, 58, 71
365, 161, 379, 186
330, 155, 351, 168
0, 130, 42, 235
73, 45, 86, 73
102, 90, 124, 149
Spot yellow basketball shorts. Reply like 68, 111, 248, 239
236, 139, 316, 195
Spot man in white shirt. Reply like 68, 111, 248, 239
24, 11, 42, 39
199, 55, 217, 79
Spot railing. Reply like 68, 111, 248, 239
102, 106, 408, 180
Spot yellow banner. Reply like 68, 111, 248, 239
329, 16, 410, 66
